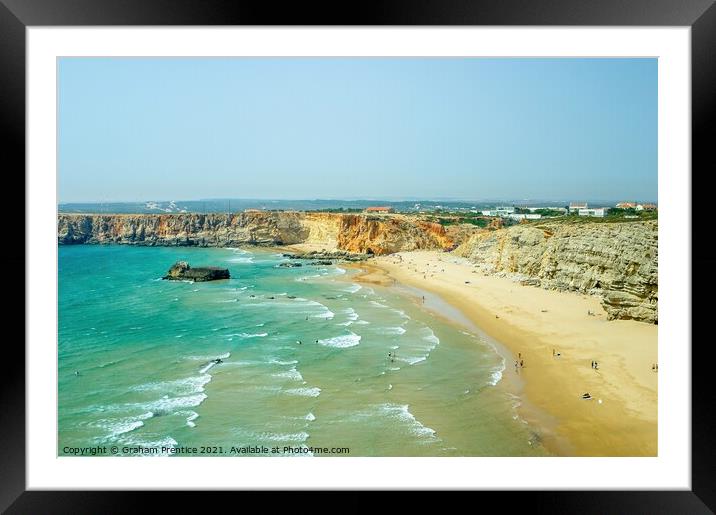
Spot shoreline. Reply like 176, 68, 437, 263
347, 251, 657, 457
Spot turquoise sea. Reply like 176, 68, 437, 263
58, 245, 549, 456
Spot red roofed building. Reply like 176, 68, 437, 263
364, 206, 394, 213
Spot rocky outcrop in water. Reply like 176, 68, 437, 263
163, 261, 230, 282
455, 220, 658, 324
57, 212, 466, 254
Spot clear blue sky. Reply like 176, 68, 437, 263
58, 58, 657, 203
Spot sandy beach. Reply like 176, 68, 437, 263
347, 250, 658, 457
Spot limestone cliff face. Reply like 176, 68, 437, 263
57, 212, 457, 254
455, 220, 658, 324
57, 212, 308, 246
336, 215, 454, 255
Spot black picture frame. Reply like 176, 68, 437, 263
2, 0, 713, 511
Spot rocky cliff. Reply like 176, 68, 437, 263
57, 212, 463, 255
455, 220, 658, 324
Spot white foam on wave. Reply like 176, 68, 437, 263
336, 307, 360, 326
272, 367, 304, 382
93, 411, 154, 441
242, 430, 310, 443
144, 393, 208, 412
238, 332, 268, 339
420, 327, 440, 348
378, 403, 438, 439
268, 358, 299, 366
229, 256, 254, 264
318, 332, 361, 348
370, 300, 388, 308
185, 352, 230, 362
295, 274, 322, 282
344, 283, 362, 294
305, 412, 316, 421
177, 410, 200, 428
131, 374, 212, 395
391, 308, 410, 319
402, 356, 427, 365
283, 386, 321, 397
384, 326, 407, 336
343, 308, 359, 320
199, 362, 217, 374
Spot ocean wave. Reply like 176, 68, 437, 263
176, 410, 200, 428
344, 283, 362, 294
383, 326, 407, 336
93, 411, 154, 441
378, 403, 437, 439
131, 374, 212, 395
283, 387, 321, 397
238, 332, 268, 339
318, 332, 361, 348
391, 309, 410, 319
399, 355, 427, 365
143, 393, 208, 413
420, 327, 440, 347
199, 362, 217, 374
272, 367, 304, 382
240, 430, 310, 443
342, 308, 360, 320
268, 358, 299, 366
229, 257, 254, 264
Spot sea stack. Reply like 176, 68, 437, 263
163, 261, 230, 282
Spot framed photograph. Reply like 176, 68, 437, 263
4, 0, 714, 510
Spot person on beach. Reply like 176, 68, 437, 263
520, 359, 524, 368
422, 296, 425, 304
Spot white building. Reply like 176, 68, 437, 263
569, 202, 588, 214
578, 208, 606, 217
506, 213, 542, 221
482, 206, 516, 217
